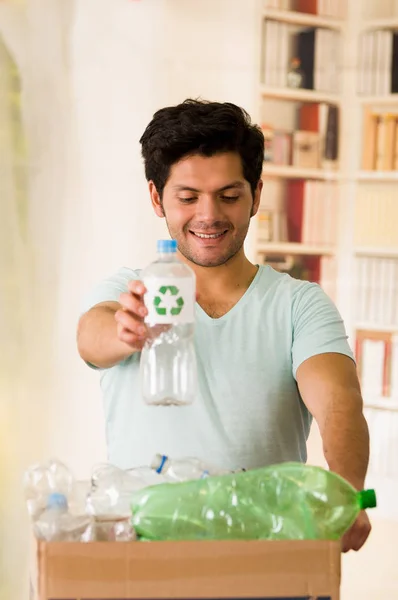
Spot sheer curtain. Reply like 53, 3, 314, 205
0, 2, 75, 597
0, 2, 170, 597
0, 33, 29, 600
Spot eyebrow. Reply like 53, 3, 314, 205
172, 181, 245, 193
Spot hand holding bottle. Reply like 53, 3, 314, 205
115, 281, 149, 351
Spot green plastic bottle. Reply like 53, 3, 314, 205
131, 462, 376, 541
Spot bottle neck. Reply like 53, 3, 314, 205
157, 252, 177, 262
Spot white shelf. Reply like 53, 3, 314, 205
354, 322, 398, 332
257, 242, 335, 256
355, 247, 398, 258
263, 164, 340, 180
263, 8, 345, 30
358, 94, 398, 105
361, 17, 398, 30
357, 170, 398, 182
260, 85, 340, 104
363, 397, 398, 412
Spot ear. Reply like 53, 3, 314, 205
149, 181, 165, 217
250, 179, 263, 218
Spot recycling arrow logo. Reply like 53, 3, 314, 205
153, 285, 185, 316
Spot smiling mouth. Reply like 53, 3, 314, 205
190, 230, 228, 239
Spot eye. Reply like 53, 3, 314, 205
178, 197, 197, 204
221, 195, 240, 202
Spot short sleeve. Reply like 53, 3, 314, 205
80, 267, 141, 315
79, 267, 141, 370
291, 282, 355, 379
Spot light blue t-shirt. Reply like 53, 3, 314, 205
81, 265, 354, 471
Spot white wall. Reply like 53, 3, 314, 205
47, 0, 261, 478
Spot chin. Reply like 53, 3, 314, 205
189, 251, 234, 268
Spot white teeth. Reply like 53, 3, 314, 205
194, 232, 224, 239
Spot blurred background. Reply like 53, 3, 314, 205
0, 0, 397, 598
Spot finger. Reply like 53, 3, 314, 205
353, 524, 371, 551
128, 280, 147, 297
115, 310, 147, 336
119, 292, 147, 318
117, 324, 146, 349
341, 537, 350, 553
341, 530, 353, 553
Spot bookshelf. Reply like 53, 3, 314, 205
257, 242, 335, 256
262, 8, 345, 30
357, 171, 398, 181
255, 0, 345, 292
358, 95, 398, 104
262, 164, 340, 179
260, 85, 340, 104
254, 0, 398, 418
362, 17, 398, 29
355, 247, 398, 258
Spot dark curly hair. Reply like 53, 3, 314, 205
139, 99, 264, 199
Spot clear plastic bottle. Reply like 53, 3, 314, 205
151, 454, 228, 482
23, 458, 74, 521
140, 239, 197, 406
33, 492, 91, 542
132, 462, 377, 542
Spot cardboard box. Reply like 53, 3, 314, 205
36, 539, 341, 599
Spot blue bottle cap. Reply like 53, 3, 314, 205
157, 239, 177, 253
46, 492, 68, 510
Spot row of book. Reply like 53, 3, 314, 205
356, 331, 398, 402
354, 185, 398, 246
263, 0, 346, 18
262, 21, 341, 93
362, 0, 398, 19
258, 180, 338, 246
358, 30, 398, 97
355, 257, 398, 326
261, 103, 339, 168
362, 109, 398, 171
286, 180, 338, 245
258, 253, 337, 299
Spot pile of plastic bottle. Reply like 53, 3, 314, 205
23, 454, 228, 542
24, 455, 377, 543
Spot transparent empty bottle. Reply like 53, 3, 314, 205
140, 239, 197, 406
33, 492, 91, 542
151, 454, 228, 482
23, 458, 74, 521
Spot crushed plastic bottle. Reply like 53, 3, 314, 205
92, 515, 136, 542
140, 239, 197, 406
151, 454, 229, 482
88, 463, 139, 518
23, 459, 75, 521
131, 462, 377, 542
33, 492, 92, 542
88, 462, 166, 516
86, 462, 169, 541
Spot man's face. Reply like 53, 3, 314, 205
150, 152, 262, 267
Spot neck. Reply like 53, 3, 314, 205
178, 247, 258, 295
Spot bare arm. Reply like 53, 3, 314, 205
77, 281, 148, 369
297, 352, 369, 490
77, 302, 132, 369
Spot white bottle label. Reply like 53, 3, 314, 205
144, 278, 195, 325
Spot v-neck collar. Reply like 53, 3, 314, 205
195, 265, 267, 325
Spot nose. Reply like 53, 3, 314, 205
195, 195, 224, 223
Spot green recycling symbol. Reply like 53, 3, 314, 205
153, 285, 184, 316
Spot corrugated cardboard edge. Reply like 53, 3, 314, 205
38, 539, 341, 599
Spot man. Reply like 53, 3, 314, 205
77, 99, 371, 551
